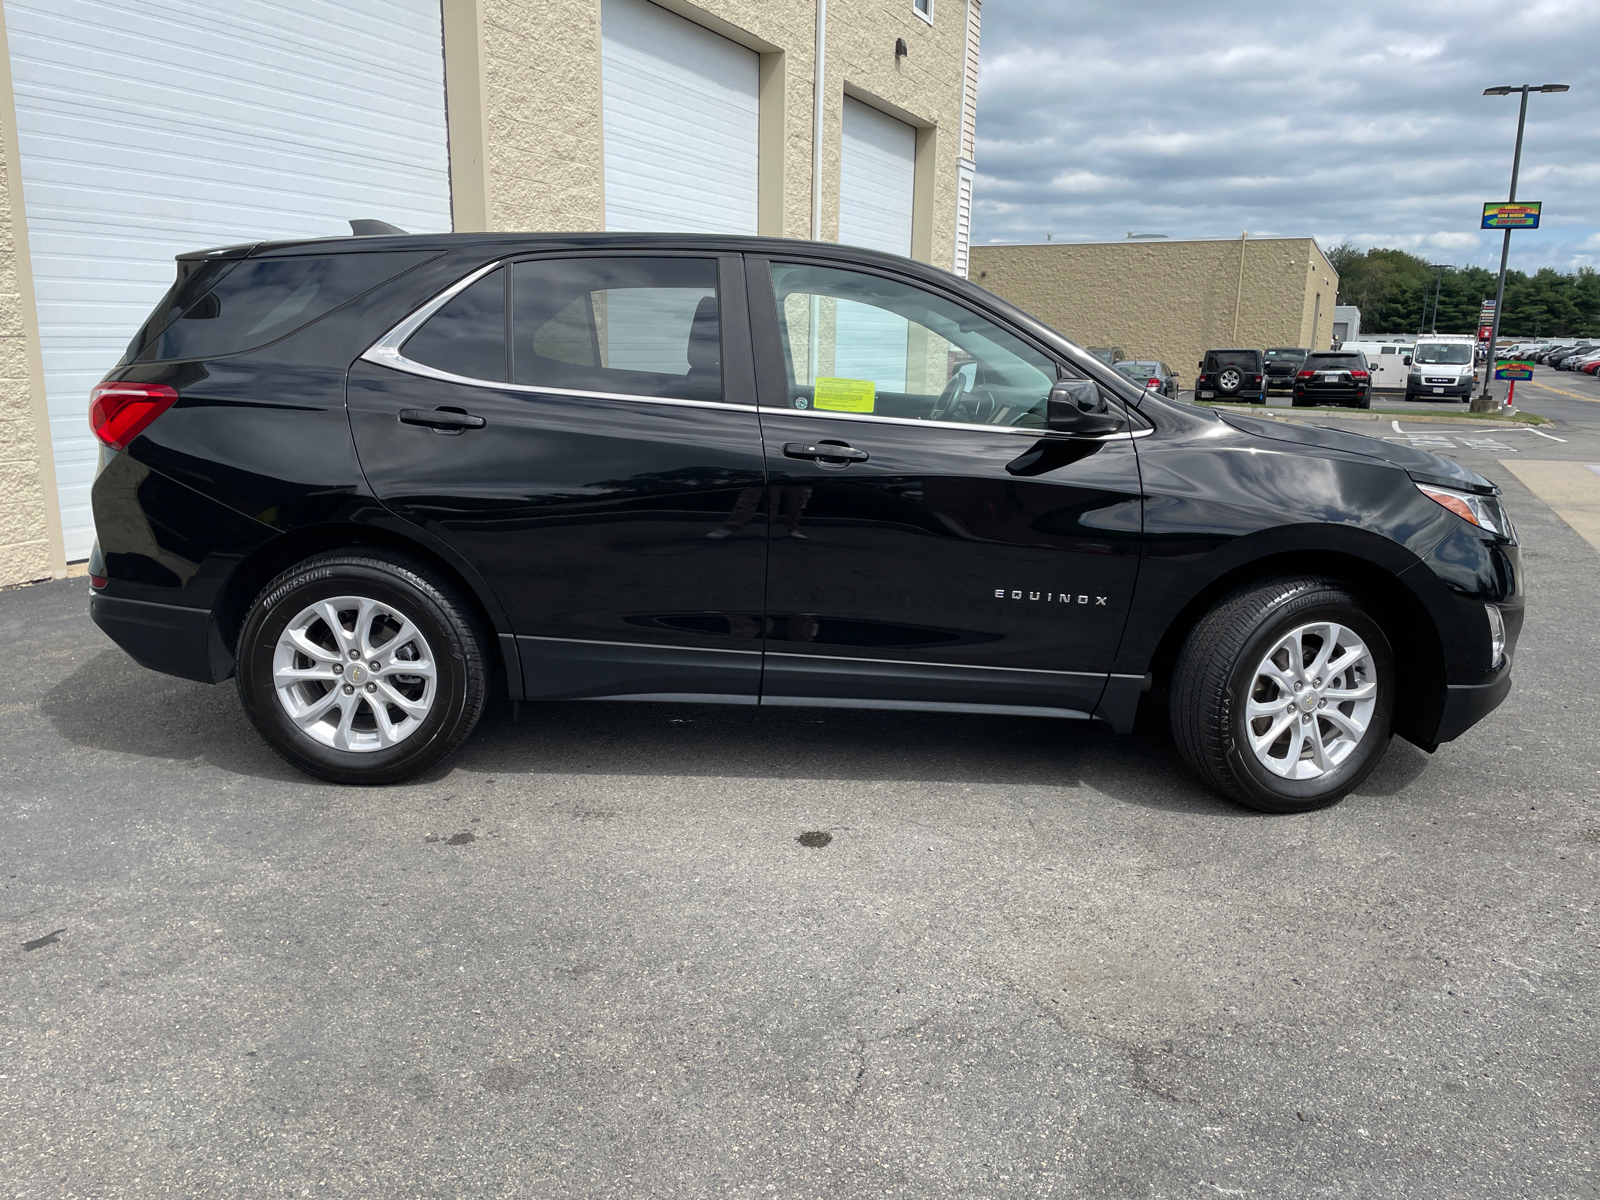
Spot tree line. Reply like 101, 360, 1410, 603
1325, 245, 1600, 339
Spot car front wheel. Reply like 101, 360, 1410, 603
236, 550, 490, 784
1170, 577, 1394, 813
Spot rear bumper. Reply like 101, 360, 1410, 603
90, 593, 233, 684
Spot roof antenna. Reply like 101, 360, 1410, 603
349, 219, 408, 236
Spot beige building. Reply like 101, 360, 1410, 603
969, 236, 1339, 384
0, 0, 982, 586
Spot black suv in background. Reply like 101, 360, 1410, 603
1194, 349, 1267, 403
1263, 348, 1309, 393
1293, 351, 1373, 408
87, 232, 1521, 813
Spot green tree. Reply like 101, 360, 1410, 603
1329, 247, 1600, 338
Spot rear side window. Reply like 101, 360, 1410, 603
396, 257, 723, 403
133, 251, 433, 363
511, 257, 721, 402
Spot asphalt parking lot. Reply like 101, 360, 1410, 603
4, 368, 1598, 1198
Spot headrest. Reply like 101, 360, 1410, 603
686, 295, 719, 371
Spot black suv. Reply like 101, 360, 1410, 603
1263, 347, 1309, 392
87, 233, 1522, 813
1294, 351, 1373, 409
1195, 349, 1267, 403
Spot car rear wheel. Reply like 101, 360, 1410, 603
236, 550, 490, 784
1170, 577, 1394, 813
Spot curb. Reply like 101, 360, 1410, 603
1198, 403, 1547, 429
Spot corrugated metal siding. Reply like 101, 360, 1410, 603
838, 97, 915, 258
953, 170, 974, 278
960, 0, 981, 162
4, 0, 452, 559
602, 0, 759, 235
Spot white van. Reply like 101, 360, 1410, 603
1404, 335, 1478, 402
1340, 341, 1413, 391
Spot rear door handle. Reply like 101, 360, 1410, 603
783, 441, 868, 463
398, 407, 486, 430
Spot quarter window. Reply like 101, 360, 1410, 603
766, 263, 1057, 428
402, 268, 507, 382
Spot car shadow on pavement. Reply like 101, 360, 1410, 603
40, 649, 1432, 815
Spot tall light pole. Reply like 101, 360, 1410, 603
1473, 83, 1569, 410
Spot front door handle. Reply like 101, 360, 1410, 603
398, 407, 486, 431
783, 441, 868, 463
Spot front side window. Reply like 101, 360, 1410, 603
766, 262, 1057, 428
400, 256, 722, 402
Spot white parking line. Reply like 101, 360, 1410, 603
1530, 429, 1568, 442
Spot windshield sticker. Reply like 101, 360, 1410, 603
813, 377, 876, 413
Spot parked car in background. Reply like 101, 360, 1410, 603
1262, 348, 1308, 393
1405, 336, 1478, 402
1573, 352, 1600, 375
1086, 346, 1126, 366
1195, 348, 1267, 403
1294, 351, 1373, 408
1552, 343, 1597, 370
85, 230, 1522, 813
1113, 359, 1180, 399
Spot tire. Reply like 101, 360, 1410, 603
236, 550, 490, 784
1169, 577, 1394, 813
1357, 394, 1371, 410
1215, 367, 1243, 397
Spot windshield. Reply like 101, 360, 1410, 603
1413, 343, 1473, 365
1305, 355, 1363, 369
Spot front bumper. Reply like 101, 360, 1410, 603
1409, 377, 1473, 397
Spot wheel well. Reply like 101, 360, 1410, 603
213, 523, 507, 674
1145, 550, 1445, 746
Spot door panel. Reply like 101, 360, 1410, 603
757, 414, 1143, 715
748, 258, 1145, 716
349, 254, 768, 701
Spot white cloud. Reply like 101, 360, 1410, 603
971, 0, 1600, 271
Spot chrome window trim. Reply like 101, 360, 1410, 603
359, 256, 753, 415
759, 405, 1153, 440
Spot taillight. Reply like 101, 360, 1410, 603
1253, 374, 1263, 382
1351, 370, 1369, 380
1146, 378, 1161, 389
89, 383, 179, 450
1297, 370, 1314, 379
90, 574, 108, 589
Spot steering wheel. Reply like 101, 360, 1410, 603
928, 373, 966, 421
949, 386, 998, 424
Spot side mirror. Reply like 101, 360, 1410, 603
1403, 355, 1412, 365
1047, 380, 1127, 436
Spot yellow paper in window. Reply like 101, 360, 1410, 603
812, 377, 876, 413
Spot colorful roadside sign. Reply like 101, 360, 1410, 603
1482, 202, 1541, 229
1495, 361, 1535, 381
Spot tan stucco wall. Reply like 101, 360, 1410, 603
969, 238, 1340, 385
454, 0, 972, 269
0, 11, 66, 586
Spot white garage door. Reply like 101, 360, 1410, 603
602, 0, 759, 235
4, 0, 453, 560
839, 97, 916, 257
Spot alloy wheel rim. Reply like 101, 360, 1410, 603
1219, 368, 1241, 390
271, 595, 438, 753
1244, 621, 1377, 780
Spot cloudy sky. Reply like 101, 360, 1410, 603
971, 0, 1600, 271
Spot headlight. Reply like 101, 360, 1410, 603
1416, 483, 1512, 538
1485, 604, 1506, 669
